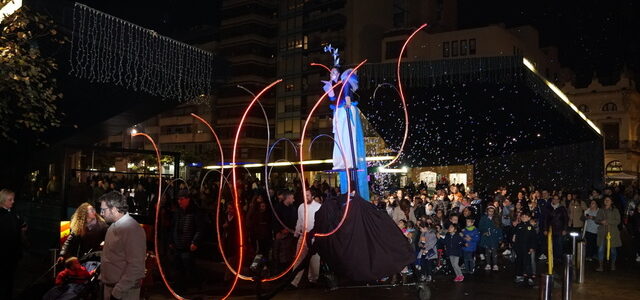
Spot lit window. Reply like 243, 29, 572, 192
606, 160, 622, 173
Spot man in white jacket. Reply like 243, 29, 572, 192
290, 189, 322, 288
99, 191, 146, 300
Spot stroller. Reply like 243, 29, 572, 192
41, 251, 102, 300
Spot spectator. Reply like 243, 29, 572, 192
500, 198, 515, 256
629, 205, 640, 262
417, 223, 437, 282
392, 199, 417, 224
461, 218, 480, 275
444, 224, 465, 282
272, 191, 297, 273
0, 189, 26, 300
59, 202, 108, 260
583, 200, 600, 261
42, 257, 92, 300
513, 212, 537, 286
567, 195, 587, 232
595, 196, 621, 272
99, 191, 147, 300
479, 206, 502, 271
544, 195, 568, 264
170, 196, 204, 291
290, 190, 322, 288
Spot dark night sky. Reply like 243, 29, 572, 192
65, 0, 639, 87
458, 0, 640, 87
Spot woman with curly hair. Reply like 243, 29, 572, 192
59, 202, 108, 260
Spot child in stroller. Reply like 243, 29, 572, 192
42, 255, 101, 300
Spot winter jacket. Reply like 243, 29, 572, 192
567, 201, 587, 228
478, 215, 503, 249
461, 226, 480, 252
60, 221, 108, 258
544, 204, 568, 234
596, 207, 622, 248
419, 230, 438, 260
513, 221, 537, 252
443, 232, 464, 257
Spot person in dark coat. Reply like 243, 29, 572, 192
543, 195, 569, 264
513, 211, 538, 286
478, 206, 502, 271
0, 189, 26, 300
170, 196, 204, 290
444, 224, 465, 282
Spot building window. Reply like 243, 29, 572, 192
602, 123, 620, 149
602, 102, 617, 112
451, 41, 458, 57
285, 82, 295, 92
443, 41, 450, 57
460, 40, 467, 56
606, 160, 623, 173
386, 40, 406, 60
469, 39, 476, 55
578, 104, 589, 113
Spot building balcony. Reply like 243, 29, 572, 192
158, 116, 195, 127
604, 140, 640, 151
159, 132, 211, 144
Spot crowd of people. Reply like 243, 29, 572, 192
3, 174, 640, 299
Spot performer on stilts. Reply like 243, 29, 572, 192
321, 45, 370, 201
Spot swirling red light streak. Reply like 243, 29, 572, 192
132, 132, 185, 300
383, 23, 427, 169
230, 79, 282, 289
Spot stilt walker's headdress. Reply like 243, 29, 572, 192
324, 44, 340, 68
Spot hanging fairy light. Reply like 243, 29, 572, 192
69, 2, 216, 101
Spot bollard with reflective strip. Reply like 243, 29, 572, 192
539, 273, 553, 300
576, 241, 585, 283
562, 254, 573, 300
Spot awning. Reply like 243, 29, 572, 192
606, 172, 638, 180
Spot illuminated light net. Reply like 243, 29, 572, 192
69, 3, 216, 101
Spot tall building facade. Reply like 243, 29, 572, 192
563, 73, 640, 184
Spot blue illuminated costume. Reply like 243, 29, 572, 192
322, 45, 369, 200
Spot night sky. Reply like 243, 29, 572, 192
458, 0, 639, 87
63, 1, 639, 88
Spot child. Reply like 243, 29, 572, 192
462, 218, 480, 275
43, 257, 92, 300
512, 211, 537, 286
479, 206, 503, 271
444, 224, 465, 282
417, 223, 438, 282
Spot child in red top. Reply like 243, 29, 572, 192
43, 257, 93, 300
55, 257, 92, 285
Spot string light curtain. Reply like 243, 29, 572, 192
69, 2, 215, 101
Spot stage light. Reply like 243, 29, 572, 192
130, 128, 138, 135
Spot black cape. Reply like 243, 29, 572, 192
312, 194, 414, 282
